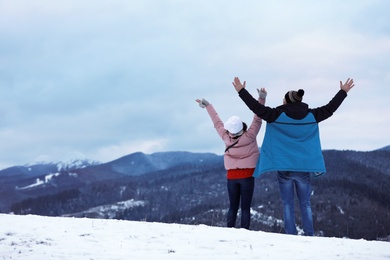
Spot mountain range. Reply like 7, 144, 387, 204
1, 146, 389, 241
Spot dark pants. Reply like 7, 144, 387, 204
227, 177, 254, 229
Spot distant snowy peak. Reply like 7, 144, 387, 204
55, 158, 100, 171
12, 158, 99, 190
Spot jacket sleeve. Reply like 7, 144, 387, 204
238, 89, 280, 122
205, 104, 228, 140
311, 90, 348, 122
246, 97, 265, 139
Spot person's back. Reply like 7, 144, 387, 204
259, 112, 325, 175
235, 79, 353, 174
195, 88, 267, 229
232, 76, 355, 236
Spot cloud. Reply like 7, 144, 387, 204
0, 0, 389, 168
90, 139, 168, 163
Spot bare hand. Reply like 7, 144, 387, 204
232, 77, 246, 92
340, 78, 355, 93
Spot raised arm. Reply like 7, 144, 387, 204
233, 77, 280, 122
245, 88, 268, 138
310, 78, 355, 122
196, 98, 227, 139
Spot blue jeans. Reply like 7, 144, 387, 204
227, 177, 254, 229
277, 171, 314, 236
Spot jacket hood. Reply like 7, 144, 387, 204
276, 102, 309, 120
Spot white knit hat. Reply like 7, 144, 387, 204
224, 116, 243, 134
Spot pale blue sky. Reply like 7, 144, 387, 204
1, 0, 389, 169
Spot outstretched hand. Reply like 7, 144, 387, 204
232, 77, 246, 92
195, 98, 209, 108
340, 78, 355, 93
257, 88, 267, 99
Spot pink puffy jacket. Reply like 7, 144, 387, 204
205, 97, 265, 170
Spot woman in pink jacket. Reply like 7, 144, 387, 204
196, 88, 266, 229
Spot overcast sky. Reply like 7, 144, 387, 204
1, 0, 389, 169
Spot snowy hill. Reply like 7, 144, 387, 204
0, 214, 389, 259
1, 148, 389, 241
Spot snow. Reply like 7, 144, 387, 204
15, 172, 80, 191
56, 158, 99, 171
1, 214, 389, 259
62, 199, 146, 219
15, 173, 61, 190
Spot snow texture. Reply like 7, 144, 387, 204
0, 214, 389, 259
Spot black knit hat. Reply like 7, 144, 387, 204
285, 89, 305, 103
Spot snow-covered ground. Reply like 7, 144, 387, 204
0, 214, 389, 259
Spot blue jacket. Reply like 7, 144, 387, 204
238, 89, 348, 176
257, 112, 325, 175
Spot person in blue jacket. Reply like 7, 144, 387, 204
232, 77, 355, 236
